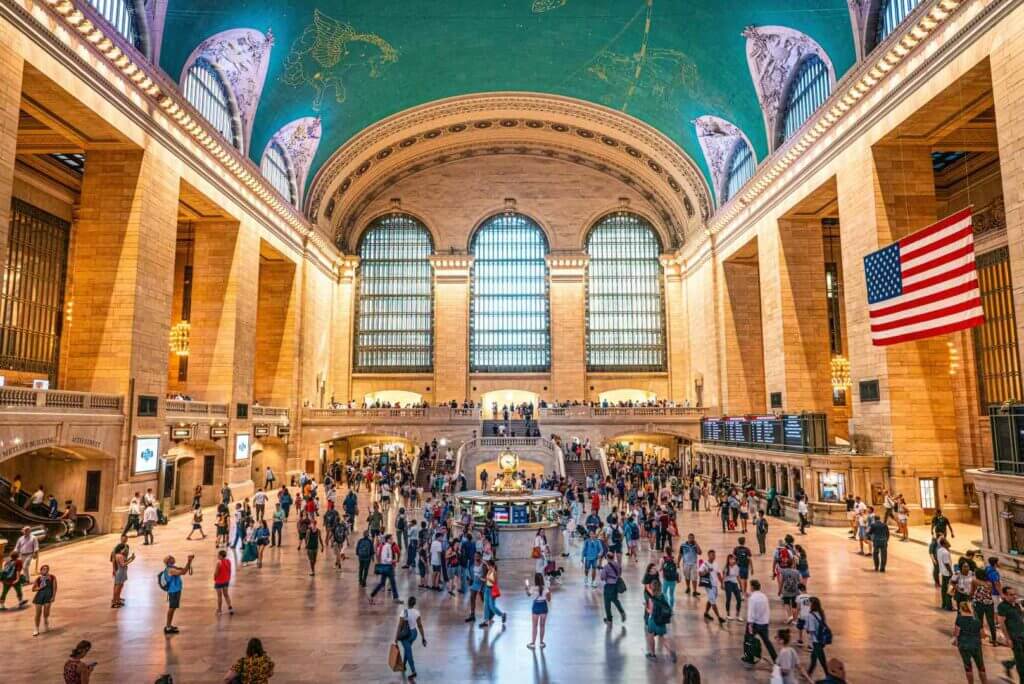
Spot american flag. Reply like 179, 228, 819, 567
864, 207, 984, 347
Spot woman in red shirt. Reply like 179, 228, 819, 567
212, 549, 233, 614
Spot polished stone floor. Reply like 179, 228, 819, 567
0, 489, 995, 683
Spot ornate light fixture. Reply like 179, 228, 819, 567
169, 320, 191, 357
830, 356, 851, 391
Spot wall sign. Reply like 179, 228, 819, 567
134, 436, 160, 474
235, 432, 250, 461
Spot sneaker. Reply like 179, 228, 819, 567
502, 613, 507, 624
465, 615, 476, 623
32, 629, 38, 636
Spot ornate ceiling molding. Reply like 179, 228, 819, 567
264, 117, 322, 205
307, 92, 713, 243
694, 116, 755, 208
742, 25, 836, 151
331, 141, 687, 253
180, 28, 274, 156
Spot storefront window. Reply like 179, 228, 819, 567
1008, 502, 1024, 556
819, 472, 845, 503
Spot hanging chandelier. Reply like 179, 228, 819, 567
830, 356, 850, 391
169, 320, 191, 357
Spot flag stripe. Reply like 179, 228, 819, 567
903, 252, 975, 287
902, 260, 977, 294
871, 296, 982, 332
901, 229, 973, 269
901, 242, 975, 279
871, 305, 985, 340
898, 209, 972, 248
900, 221, 973, 261
869, 277, 979, 318
872, 315, 985, 346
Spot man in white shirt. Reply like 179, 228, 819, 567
253, 489, 268, 522
13, 527, 39, 582
264, 466, 275, 491
29, 486, 45, 507
429, 534, 444, 590
142, 503, 158, 545
745, 579, 777, 662
123, 494, 142, 536
937, 537, 954, 611
797, 497, 810, 535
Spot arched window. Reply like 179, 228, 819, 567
261, 142, 295, 205
470, 213, 550, 372
586, 213, 665, 372
778, 55, 830, 148
183, 59, 238, 149
874, 0, 922, 48
354, 215, 434, 372
87, 0, 143, 52
723, 140, 756, 203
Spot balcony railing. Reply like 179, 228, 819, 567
538, 406, 706, 418
251, 406, 290, 420
0, 387, 123, 414
165, 400, 229, 418
303, 407, 480, 421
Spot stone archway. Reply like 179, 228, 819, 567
166, 440, 225, 511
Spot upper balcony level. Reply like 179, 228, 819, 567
302, 407, 480, 424
537, 406, 706, 420
0, 387, 123, 414
0, 388, 125, 462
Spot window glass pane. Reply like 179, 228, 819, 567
86, 0, 142, 50
354, 215, 433, 372
875, 0, 923, 47
184, 59, 236, 148
779, 55, 830, 147
261, 143, 295, 204
973, 247, 1023, 409
723, 141, 755, 203
0, 200, 70, 384
585, 213, 666, 372
470, 213, 550, 372
919, 479, 937, 509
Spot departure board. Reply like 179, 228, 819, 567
700, 413, 828, 454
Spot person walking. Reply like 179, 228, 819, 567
953, 600, 988, 684
644, 577, 677, 662
395, 596, 426, 681
0, 550, 27, 609
868, 514, 890, 572
679, 533, 702, 597
213, 549, 234, 614
755, 512, 769, 556
805, 596, 831, 676
356, 531, 374, 588
746, 579, 778, 662
526, 574, 551, 648
998, 585, 1024, 682
270, 504, 284, 547
142, 502, 158, 545
660, 546, 679, 609
110, 543, 131, 608
253, 489, 268, 523
159, 554, 194, 634
14, 526, 39, 582
723, 553, 743, 621
480, 559, 506, 628
600, 552, 627, 624
63, 640, 96, 684
226, 637, 275, 683
938, 537, 955, 611
797, 496, 809, 535
369, 534, 401, 604
700, 549, 726, 625
186, 508, 205, 541
305, 518, 324, 576
30, 563, 56, 636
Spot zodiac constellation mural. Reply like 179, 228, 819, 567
281, 9, 398, 111
531, 0, 567, 12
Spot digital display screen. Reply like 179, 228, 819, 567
701, 414, 827, 454
783, 416, 804, 448
493, 505, 509, 523
511, 504, 529, 525
134, 436, 160, 474
235, 433, 250, 461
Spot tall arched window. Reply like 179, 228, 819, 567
354, 215, 434, 372
470, 213, 550, 373
778, 55, 830, 148
261, 142, 295, 205
874, 0, 922, 48
183, 59, 238, 149
586, 213, 666, 372
87, 0, 144, 52
723, 141, 756, 203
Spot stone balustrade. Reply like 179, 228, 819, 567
0, 387, 123, 414
165, 399, 230, 418
302, 407, 480, 422
538, 406, 706, 418
250, 406, 290, 420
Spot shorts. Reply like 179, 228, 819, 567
432, 564, 442, 573
532, 601, 549, 615
584, 559, 598, 572
683, 563, 697, 581
959, 647, 983, 672
796, 618, 806, 631
627, 540, 637, 549
306, 549, 319, 561
706, 587, 719, 603
167, 591, 181, 609
214, 582, 229, 590
646, 616, 667, 636
782, 596, 797, 607
216, 526, 228, 536
740, 512, 749, 520
799, 570, 810, 579
738, 567, 750, 580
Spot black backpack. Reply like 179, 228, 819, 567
683, 664, 701, 684
652, 596, 673, 625
356, 538, 374, 560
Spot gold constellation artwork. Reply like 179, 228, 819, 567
531, 0, 568, 13
281, 9, 398, 110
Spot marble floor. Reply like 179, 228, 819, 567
0, 491, 998, 683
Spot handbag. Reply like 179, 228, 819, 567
388, 643, 404, 672
375, 563, 388, 575
531, 546, 541, 559
396, 610, 412, 642
616, 577, 627, 594
491, 582, 501, 598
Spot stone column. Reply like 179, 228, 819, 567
0, 40, 23, 280
719, 254, 767, 413
836, 142, 964, 520
430, 254, 473, 404
547, 253, 588, 400
759, 218, 832, 411
662, 255, 690, 403
254, 258, 300, 407
330, 255, 359, 404
63, 149, 179, 519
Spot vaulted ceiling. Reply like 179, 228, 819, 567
157, 0, 857, 196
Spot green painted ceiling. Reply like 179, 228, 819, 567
159, 0, 857, 193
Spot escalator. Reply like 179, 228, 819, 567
0, 476, 95, 545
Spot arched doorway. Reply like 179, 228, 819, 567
251, 437, 288, 489
480, 389, 540, 419
166, 440, 224, 511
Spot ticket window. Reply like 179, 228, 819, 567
818, 472, 845, 503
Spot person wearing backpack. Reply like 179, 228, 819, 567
355, 531, 374, 587
0, 550, 27, 609
159, 554, 194, 634
644, 577, 677, 662
395, 595, 426, 681
755, 512, 769, 556
659, 546, 679, 608
599, 552, 627, 624
804, 596, 832, 676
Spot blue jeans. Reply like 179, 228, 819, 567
663, 579, 677, 608
231, 525, 244, 548
400, 628, 418, 675
483, 589, 504, 621
371, 565, 398, 599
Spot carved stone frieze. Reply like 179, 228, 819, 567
694, 115, 754, 207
